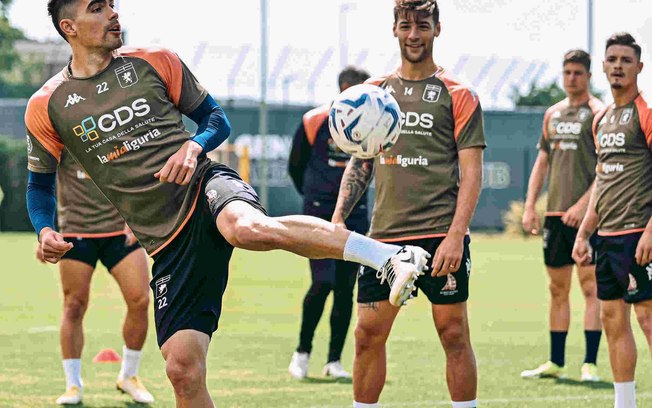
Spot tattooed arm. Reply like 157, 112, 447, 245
332, 156, 374, 226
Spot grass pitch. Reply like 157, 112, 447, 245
0, 233, 650, 407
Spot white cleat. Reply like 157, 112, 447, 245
288, 351, 310, 379
377, 246, 430, 307
323, 361, 351, 379
56, 386, 82, 405
116, 375, 155, 404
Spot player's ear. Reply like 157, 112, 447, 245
434, 21, 441, 37
60, 18, 76, 39
392, 22, 398, 37
602, 60, 607, 74
638, 61, 644, 73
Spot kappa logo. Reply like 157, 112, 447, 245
115, 62, 139, 88
422, 84, 442, 103
386, 85, 396, 94
578, 108, 590, 121
65, 93, 86, 108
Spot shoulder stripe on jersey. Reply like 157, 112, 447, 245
25, 70, 67, 161
302, 104, 330, 146
592, 105, 611, 149
364, 76, 388, 86
437, 70, 480, 141
634, 94, 652, 147
117, 46, 183, 106
588, 95, 605, 115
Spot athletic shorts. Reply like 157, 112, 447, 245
595, 232, 652, 303
543, 216, 597, 267
150, 163, 266, 347
358, 236, 471, 305
303, 199, 369, 284
61, 234, 141, 271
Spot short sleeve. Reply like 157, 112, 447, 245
451, 88, 486, 150
25, 91, 64, 173
538, 114, 551, 153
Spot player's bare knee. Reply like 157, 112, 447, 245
437, 321, 469, 355
548, 281, 570, 302
165, 352, 205, 398
62, 295, 88, 322
354, 322, 387, 353
126, 292, 150, 313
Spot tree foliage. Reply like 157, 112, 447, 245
513, 80, 606, 108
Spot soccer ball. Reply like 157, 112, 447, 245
328, 84, 402, 159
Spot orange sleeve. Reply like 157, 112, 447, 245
588, 95, 605, 115
440, 80, 480, 141
123, 46, 183, 106
25, 84, 64, 162
541, 107, 553, 141
634, 95, 652, 147
302, 104, 330, 146
364, 76, 387, 86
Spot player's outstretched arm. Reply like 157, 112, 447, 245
332, 156, 374, 226
26, 171, 73, 263
431, 147, 483, 276
522, 150, 549, 235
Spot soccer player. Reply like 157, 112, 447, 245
34, 150, 153, 405
27, 1, 429, 405
520, 50, 604, 382
573, 32, 652, 408
332, 1, 485, 407
287, 66, 370, 380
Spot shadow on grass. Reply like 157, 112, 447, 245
75, 402, 149, 408
555, 377, 613, 389
301, 376, 353, 385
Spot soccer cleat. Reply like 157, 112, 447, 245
580, 363, 600, 382
377, 246, 430, 306
55, 386, 82, 405
116, 375, 155, 404
323, 361, 351, 379
288, 351, 310, 379
520, 361, 567, 379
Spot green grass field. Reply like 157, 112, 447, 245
0, 233, 650, 407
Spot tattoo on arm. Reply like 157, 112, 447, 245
334, 157, 374, 221
361, 302, 378, 311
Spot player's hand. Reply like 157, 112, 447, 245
34, 244, 46, 264
431, 233, 464, 277
38, 227, 73, 264
124, 225, 138, 246
635, 229, 652, 266
155, 140, 203, 185
522, 206, 540, 235
561, 202, 585, 229
572, 235, 593, 266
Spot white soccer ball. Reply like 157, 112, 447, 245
328, 84, 402, 159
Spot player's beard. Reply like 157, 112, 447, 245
402, 44, 431, 64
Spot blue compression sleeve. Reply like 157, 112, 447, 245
26, 170, 57, 237
187, 95, 231, 153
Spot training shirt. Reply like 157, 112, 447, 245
57, 149, 125, 237
288, 104, 367, 205
367, 69, 486, 241
593, 93, 652, 235
538, 96, 603, 214
25, 46, 209, 255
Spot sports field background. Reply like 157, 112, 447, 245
1, 233, 650, 407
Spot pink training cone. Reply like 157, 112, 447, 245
93, 348, 122, 363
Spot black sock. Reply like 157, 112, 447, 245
584, 330, 602, 364
550, 331, 568, 367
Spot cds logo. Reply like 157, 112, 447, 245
97, 98, 150, 132
555, 122, 582, 135
599, 132, 625, 148
400, 112, 434, 129
72, 117, 100, 142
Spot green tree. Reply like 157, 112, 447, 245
513, 80, 606, 108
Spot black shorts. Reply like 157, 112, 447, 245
595, 232, 652, 303
543, 216, 597, 267
358, 236, 471, 305
150, 163, 266, 347
303, 199, 369, 284
61, 234, 141, 271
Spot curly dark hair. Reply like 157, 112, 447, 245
394, 0, 439, 24
605, 32, 642, 60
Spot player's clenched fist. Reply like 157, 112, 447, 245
571, 235, 592, 266
38, 227, 73, 264
155, 140, 203, 185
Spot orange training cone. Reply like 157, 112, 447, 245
93, 348, 122, 363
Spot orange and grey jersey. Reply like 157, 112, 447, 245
367, 69, 486, 241
593, 93, 652, 235
538, 96, 603, 214
25, 46, 209, 255
57, 149, 125, 237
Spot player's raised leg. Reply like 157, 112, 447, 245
57, 259, 93, 405
161, 330, 213, 408
110, 247, 154, 404
432, 302, 477, 403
